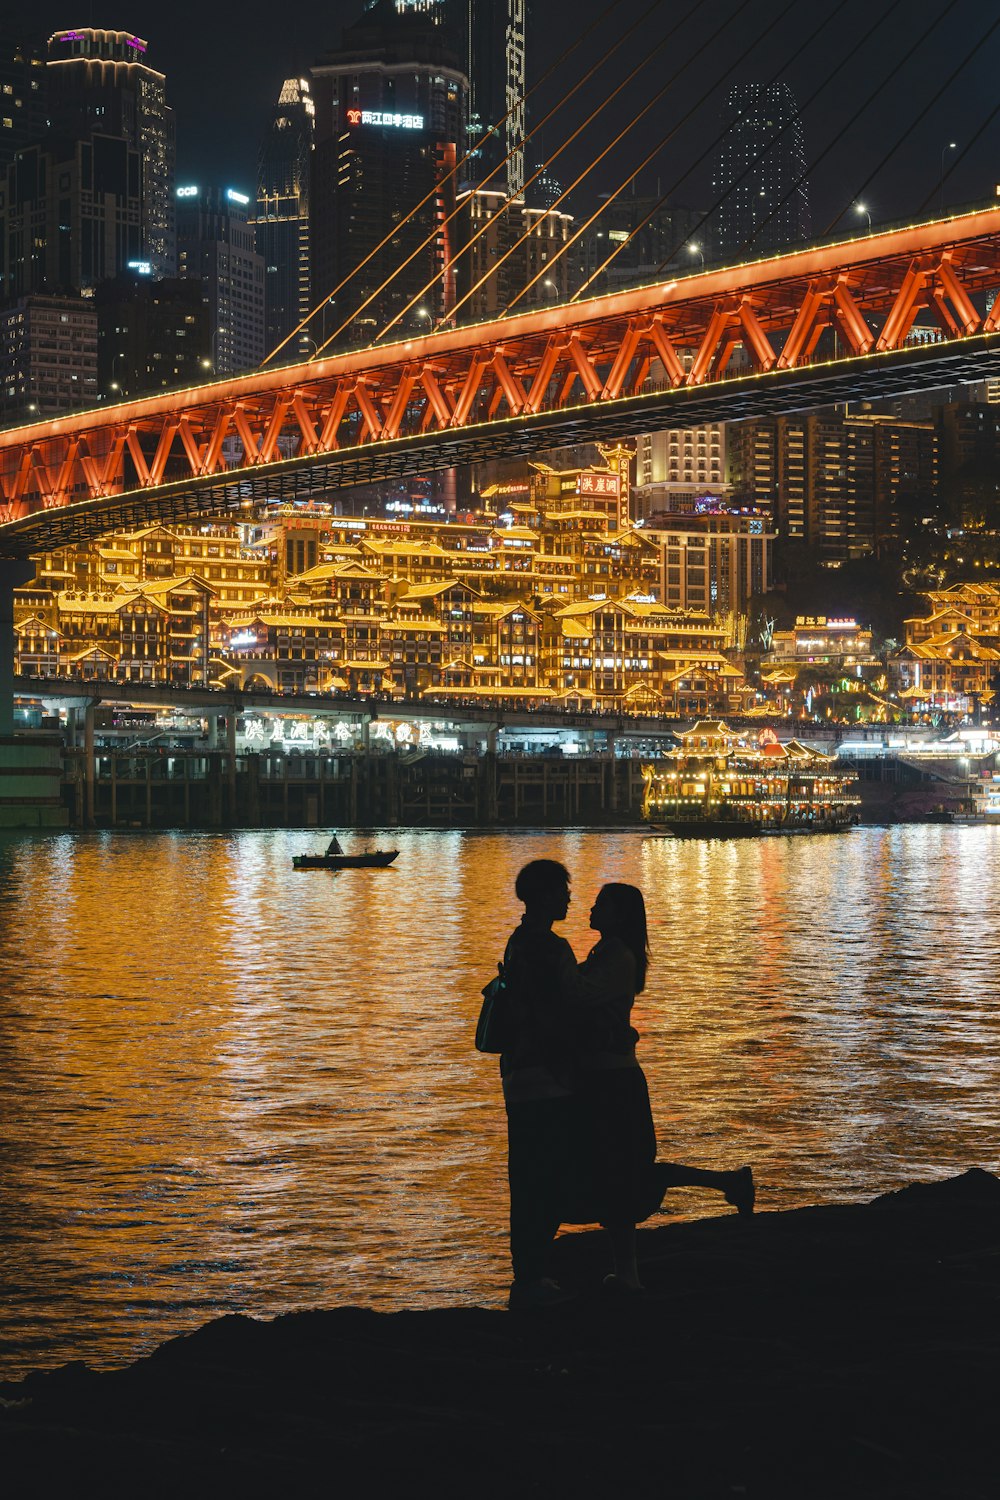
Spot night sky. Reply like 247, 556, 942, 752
28, 1, 1000, 232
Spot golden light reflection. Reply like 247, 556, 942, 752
1, 824, 998, 1377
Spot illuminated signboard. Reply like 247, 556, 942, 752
226, 188, 250, 205
578, 472, 620, 497
608, 230, 629, 243
176, 185, 198, 198
347, 108, 424, 131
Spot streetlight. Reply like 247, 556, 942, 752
855, 202, 872, 232
106, 352, 128, 402
543, 277, 558, 298
940, 141, 957, 213
689, 242, 705, 268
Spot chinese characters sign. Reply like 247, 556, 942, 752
347, 109, 424, 131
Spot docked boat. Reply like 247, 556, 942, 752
293, 848, 399, 870
642, 720, 861, 837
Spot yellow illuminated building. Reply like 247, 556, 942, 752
14, 482, 757, 712
894, 583, 1000, 714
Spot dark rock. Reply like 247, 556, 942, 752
3, 1174, 999, 1498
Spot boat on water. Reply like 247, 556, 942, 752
293, 835, 399, 870
293, 850, 399, 869
642, 720, 861, 838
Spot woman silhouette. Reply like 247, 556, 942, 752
571, 882, 754, 1291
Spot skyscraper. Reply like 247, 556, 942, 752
252, 78, 315, 363
45, 27, 176, 276
711, 82, 809, 261
95, 271, 211, 401
0, 24, 46, 173
1, 133, 143, 298
364, 1, 529, 197
310, 1, 467, 346
176, 186, 265, 376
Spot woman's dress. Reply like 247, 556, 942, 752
563, 936, 665, 1227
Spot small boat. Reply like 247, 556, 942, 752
293, 849, 399, 870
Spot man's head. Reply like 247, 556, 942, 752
515, 859, 571, 922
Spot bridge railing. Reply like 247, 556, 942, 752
3, 207, 1000, 554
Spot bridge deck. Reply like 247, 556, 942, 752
3, 208, 1000, 554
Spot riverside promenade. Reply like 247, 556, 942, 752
3, 1170, 997, 1498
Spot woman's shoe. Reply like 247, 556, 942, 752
603, 1273, 646, 1295
724, 1166, 755, 1216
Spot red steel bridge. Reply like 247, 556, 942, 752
3, 206, 1000, 557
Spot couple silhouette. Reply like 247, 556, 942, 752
497, 858, 754, 1310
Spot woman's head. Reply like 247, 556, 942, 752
515, 859, 571, 922
589, 882, 649, 992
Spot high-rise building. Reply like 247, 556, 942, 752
0, 294, 98, 422
310, 2, 468, 346
95, 270, 212, 401
252, 77, 315, 364
711, 82, 809, 261
45, 27, 176, 276
936, 401, 1000, 524
176, 186, 265, 376
633, 423, 730, 519
645, 512, 774, 617
363, 1, 529, 198
0, 24, 46, 172
1, 134, 143, 299
452, 186, 571, 318
729, 411, 937, 562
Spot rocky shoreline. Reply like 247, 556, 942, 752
3, 1170, 998, 1498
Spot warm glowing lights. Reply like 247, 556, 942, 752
6, 207, 1000, 550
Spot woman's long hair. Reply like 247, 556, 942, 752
599, 882, 650, 993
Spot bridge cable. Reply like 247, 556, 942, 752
918, 96, 1000, 216
640, 0, 917, 281
571, 0, 863, 300
735, 0, 962, 255
261, 0, 636, 368
345, 0, 710, 349
825, 7, 1000, 236
505, 0, 804, 314
378, 0, 757, 342
314, 0, 669, 355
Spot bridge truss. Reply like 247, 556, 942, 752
3, 208, 1000, 555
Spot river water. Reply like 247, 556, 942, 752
1, 825, 998, 1377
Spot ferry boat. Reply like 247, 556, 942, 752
642, 720, 861, 838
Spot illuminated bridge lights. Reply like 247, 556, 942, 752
4, 207, 1000, 555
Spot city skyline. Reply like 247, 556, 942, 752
15, 0, 1000, 231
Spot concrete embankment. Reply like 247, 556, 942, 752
2, 1170, 997, 1497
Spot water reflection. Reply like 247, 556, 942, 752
0, 825, 998, 1376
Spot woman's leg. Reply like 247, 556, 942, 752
605, 1224, 642, 1290
658, 1162, 755, 1215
